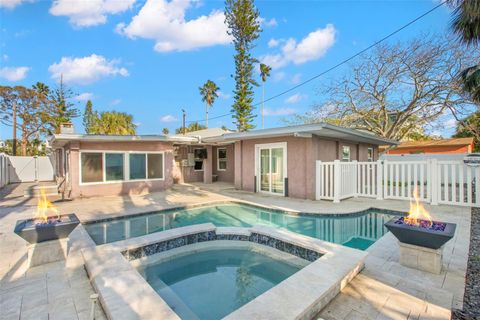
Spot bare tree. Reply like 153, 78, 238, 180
291, 34, 480, 141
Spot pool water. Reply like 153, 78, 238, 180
84, 203, 396, 249
139, 247, 304, 320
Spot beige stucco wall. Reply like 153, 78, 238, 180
212, 144, 235, 183
234, 136, 379, 200
65, 141, 174, 198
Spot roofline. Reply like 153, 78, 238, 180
51, 134, 198, 145
208, 123, 398, 145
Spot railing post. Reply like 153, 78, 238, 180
430, 159, 439, 205
315, 160, 321, 200
333, 160, 341, 203
353, 160, 358, 197
376, 160, 383, 200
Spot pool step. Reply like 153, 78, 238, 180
24, 184, 59, 198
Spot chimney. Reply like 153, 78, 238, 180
60, 123, 74, 134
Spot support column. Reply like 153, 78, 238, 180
234, 141, 242, 190
203, 145, 213, 184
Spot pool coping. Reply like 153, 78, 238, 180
80, 199, 405, 225
82, 223, 367, 320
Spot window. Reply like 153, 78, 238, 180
367, 148, 374, 162
129, 154, 146, 180
147, 153, 164, 179
342, 146, 351, 161
217, 148, 227, 171
81, 153, 103, 183
106, 153, 124, 181
194, 148, 206, 171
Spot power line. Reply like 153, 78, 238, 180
187, 0, 446, 124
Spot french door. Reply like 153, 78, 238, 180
256, 143, 287, 195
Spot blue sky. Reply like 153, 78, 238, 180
0, 0, 456, 139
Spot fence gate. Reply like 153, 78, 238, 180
7, 156, 54, 183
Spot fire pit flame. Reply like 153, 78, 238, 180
35, 188, 60, 224
404, 187, 433, 228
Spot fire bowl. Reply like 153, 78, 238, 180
14, 214, 80, 244
385, 217, 456, 249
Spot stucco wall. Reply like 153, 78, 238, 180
212, 144, 235, 183
234, 136, 379, 200
174, 145, 203, 183
65, 141, 174, 198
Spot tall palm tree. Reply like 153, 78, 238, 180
199, 80, 219, 128
91, 111, 136, 135
449, 0, 480, 103
259, 63, 271, 129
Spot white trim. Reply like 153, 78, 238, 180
217, 147, 227, 171
79, 150, 165, 186
254, 142, 288, 196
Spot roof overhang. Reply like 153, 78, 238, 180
50, 134, 198, 148
205, 123, 399, 146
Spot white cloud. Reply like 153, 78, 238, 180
285, 93, 306, 104
444, 118, 457, 129
272, 71, 286, 82
0, 0, 34, 10
74, 92, 94, 101
264, 107, 296, 116
160, 114, 177, 122
2, 54, 8, 61
258, 17, 277, 28
110, 98, 121, 106
0, 66, 29, 81
291, 73, 301, 84
261, 24, 336, 69
217, 91, 231, 99
117, 0, 231, 52
49, 0, 135, 27
268, 38, 279, 48
48, 54, 129, 85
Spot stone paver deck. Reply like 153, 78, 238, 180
0, 182, 471, 320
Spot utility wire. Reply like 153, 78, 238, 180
187, 0, 446, 124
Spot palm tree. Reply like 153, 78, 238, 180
199, 80, 219, 128
90, 111, 136, 135
259, 63, 271, 129
449, 0, 480, 103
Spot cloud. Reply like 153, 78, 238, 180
264, 107, 296, 116
48, 54, 129, 85
268, 38, 280, 48
0, 0, 34, 10
217, 91, 231, 99
74, 92, 94, 101
291, 73, 301, 84
49, 0, 135, 27
0, 66, 29, 81
258, 17, 277, 28
261, 24, 336, 69
110, 98, 121, 106
444, 118, 457, 129
160, 114, 177, 122
117, 0, 231, 52
272, 71, 286, 82
285, 93, 306, 104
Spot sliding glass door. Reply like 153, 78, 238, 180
257, 143, 287, 195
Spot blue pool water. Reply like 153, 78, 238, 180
139, 247, 303, 320
84, 203, 397, 249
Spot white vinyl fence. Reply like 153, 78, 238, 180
0, 153, 8, 188
316, 159, 480, 207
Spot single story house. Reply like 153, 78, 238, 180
50, 123, 397, 200
382, 137, 474, 155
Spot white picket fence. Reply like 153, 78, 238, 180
316, 159, 480, 207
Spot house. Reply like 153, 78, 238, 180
382, 137, 474, 155
50, 123, 397, 200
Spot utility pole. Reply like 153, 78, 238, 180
12, 100, 17, 156
182, 109, 186, 135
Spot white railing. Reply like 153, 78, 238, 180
316, 159, 480, 207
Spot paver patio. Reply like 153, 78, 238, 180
0, 182, 471, 320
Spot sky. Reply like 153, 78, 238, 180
0, 0, 458, 139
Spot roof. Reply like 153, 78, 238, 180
204, 123, 398, 146
393, 137, 474, 149
182, 128, 232, 139
50, 133, 197, 147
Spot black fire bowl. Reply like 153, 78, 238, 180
385, 217, 456, 250
14, 213, 80, 244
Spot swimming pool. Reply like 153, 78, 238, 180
84, 203, 398, 250
137, 244, 307, 320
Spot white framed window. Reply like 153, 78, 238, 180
217, 148, 227, 171
342, 146, 351, 161
194, 148, 207, 171
80, 150, 164, 185
367, 148, 374, 162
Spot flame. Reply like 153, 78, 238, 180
404, 187, 432, 227
35, 188, 59, 224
